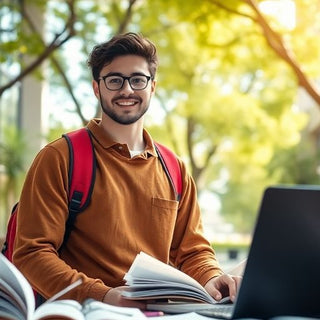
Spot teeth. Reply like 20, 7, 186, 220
117, 101, 135, 106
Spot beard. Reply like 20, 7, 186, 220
99, 93, 150, 125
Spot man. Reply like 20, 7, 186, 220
13, 32, 241, 308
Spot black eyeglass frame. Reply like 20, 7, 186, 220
98, 74, 153, 91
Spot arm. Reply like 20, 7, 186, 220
170, 160, 243, 301
169, 160, 244, 300
13, 139, 109, 302
170, 161, 223, 284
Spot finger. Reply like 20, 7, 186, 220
227, 275, 241, 302
204, 280, 223, 301
212, 288, 222, 301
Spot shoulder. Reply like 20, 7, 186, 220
29, 136, 70, 172
41, 136, 69, 157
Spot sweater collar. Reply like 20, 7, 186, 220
87, 118, 157, 157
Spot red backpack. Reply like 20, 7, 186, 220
1, 127, 182, 262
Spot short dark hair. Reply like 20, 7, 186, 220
87, 32, 158, 81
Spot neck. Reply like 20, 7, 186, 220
99, 114, 145, 150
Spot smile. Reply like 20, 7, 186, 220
115, 99, 139, 107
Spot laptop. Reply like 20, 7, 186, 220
195, 185, 320, 319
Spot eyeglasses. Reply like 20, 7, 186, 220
98, 74, 153, 91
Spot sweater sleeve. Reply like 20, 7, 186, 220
170, 159, 224, 286
12, 139, 110, 302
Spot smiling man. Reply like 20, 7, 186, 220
96, 60, 154, 125
13, 32, 241, 309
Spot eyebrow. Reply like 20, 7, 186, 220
102, 72, 149, 77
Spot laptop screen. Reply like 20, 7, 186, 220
233, 185, 320, 319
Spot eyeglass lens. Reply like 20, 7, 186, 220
104, 75, 150, 90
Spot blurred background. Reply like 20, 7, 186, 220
1, 0, 320, 270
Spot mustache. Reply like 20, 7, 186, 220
111, 95, 142, 103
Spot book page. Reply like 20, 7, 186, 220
32, 300, 84, 320
82, 299, 147, 320
123, 252, 217, 304
156, 311, 215, 319
147, 301, 226, 314
123, 289, 213, 303
0, 278, 27, 314
0, 254, 35, 319
122, 277, 217, 303
0, 296, 25, 320
124, 252, 204, 290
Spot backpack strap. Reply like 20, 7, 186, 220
154, 142, 182, 201
1, 128, 96, 261
62, 128, 96, 245
1, 203, 18, 259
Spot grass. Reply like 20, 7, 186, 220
211, 242, 250, 252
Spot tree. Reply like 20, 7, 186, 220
1, 0, 320, 233
0, 0, 76, 98
0, 127, 27, 228
140, 0, 318, 230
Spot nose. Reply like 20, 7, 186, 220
119, 79, 134, 95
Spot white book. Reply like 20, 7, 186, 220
0, 253, 146, 320
122, 252, 230, 313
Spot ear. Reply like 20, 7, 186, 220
151, 79, 156, 95
92, 80, 100, 99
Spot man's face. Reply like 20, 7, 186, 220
93, 55, 156, 125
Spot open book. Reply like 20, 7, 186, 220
0, 253, 146, 320
122, 252, 230, 313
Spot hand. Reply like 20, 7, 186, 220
103, 286, 147, 310
204, 274, 242, 303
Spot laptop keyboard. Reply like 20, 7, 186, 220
196, 304, 234, 319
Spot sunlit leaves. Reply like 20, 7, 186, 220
1, 0, 319, 232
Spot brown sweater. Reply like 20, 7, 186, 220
13, 119, 222, 302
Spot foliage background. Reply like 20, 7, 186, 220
1, 0, 320, 237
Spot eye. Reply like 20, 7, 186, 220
131, 76, 146, 84
107, 77, 122, 84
